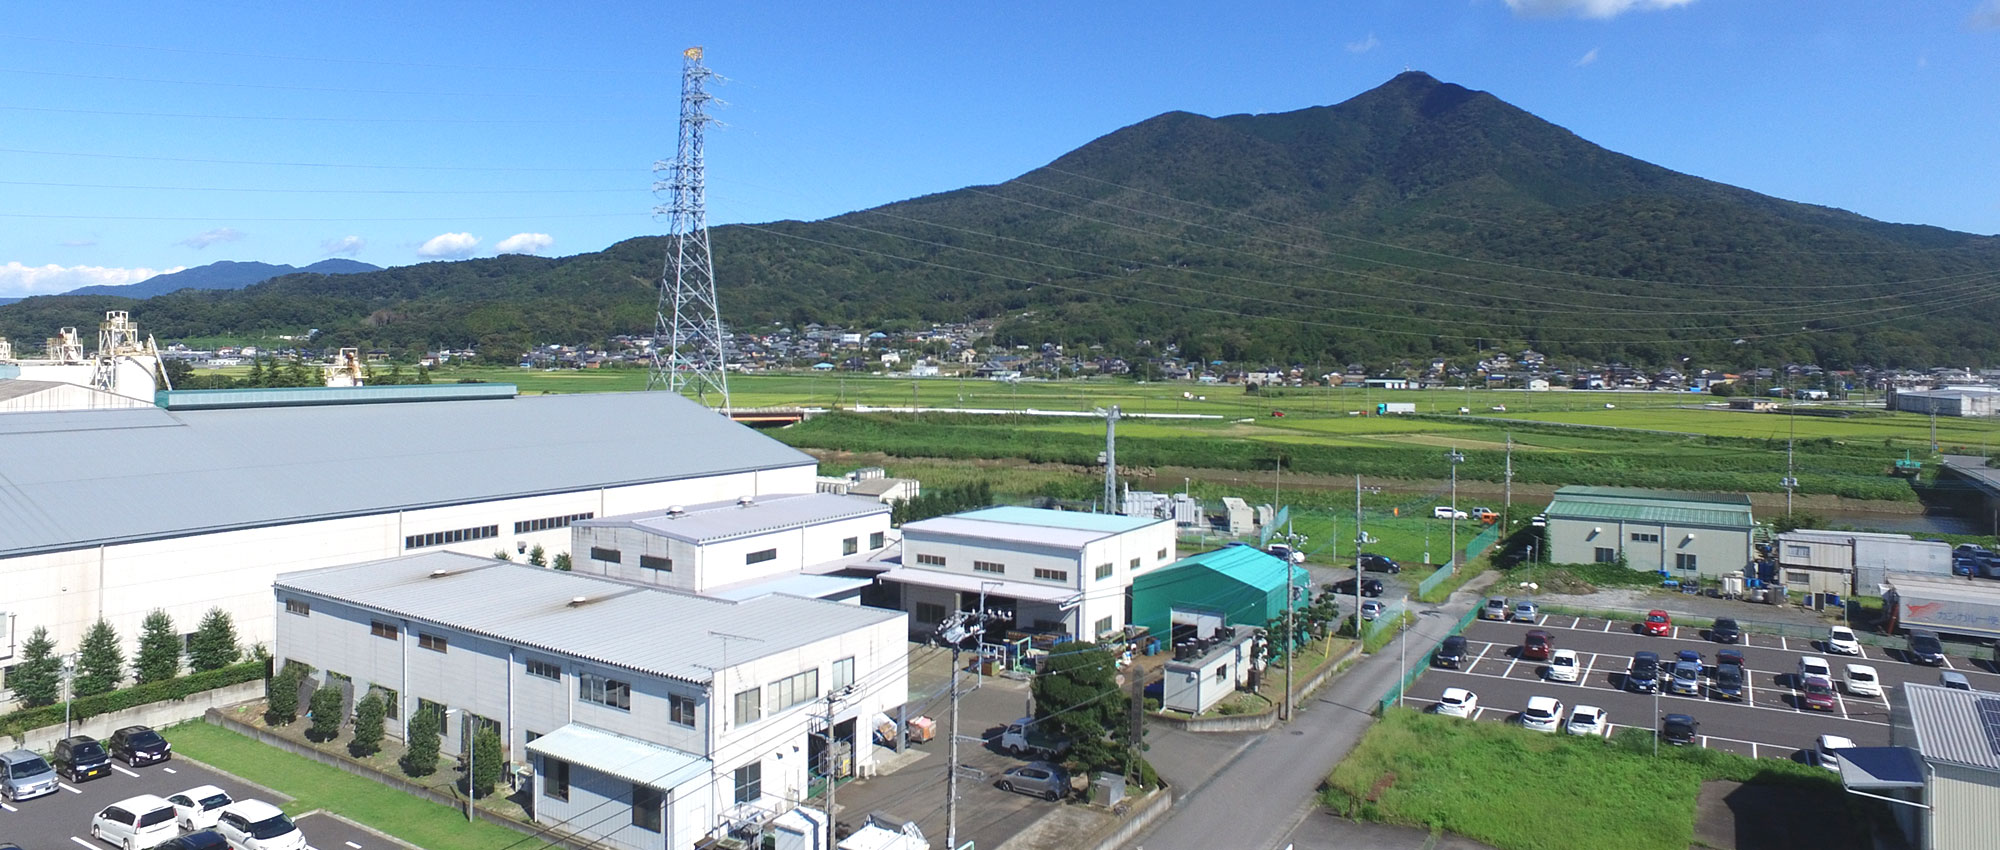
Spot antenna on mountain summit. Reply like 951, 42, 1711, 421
648, 45, 731, 413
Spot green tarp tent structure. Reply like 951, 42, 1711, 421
1131, 544, 1306, 644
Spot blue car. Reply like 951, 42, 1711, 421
1954, 557, 1975, 577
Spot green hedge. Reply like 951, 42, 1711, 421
1, 661, 264, 741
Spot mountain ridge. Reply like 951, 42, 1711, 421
60, 259, 381, 299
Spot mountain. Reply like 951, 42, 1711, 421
2, 72, 1996, 367
60, 259, 380, 299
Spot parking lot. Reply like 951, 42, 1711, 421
0, 741, 390, 850
1404, 611, 2000, 760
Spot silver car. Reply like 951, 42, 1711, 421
0, 749, 59, 802
997, 762, 1069, 801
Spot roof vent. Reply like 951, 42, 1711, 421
738, 495, 755, 508
666, 505, 686, 518
568, 596, 589, 607
429, 569, 451, 578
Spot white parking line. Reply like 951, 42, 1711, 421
1781, 636, 1790, 651
71, 838, 96, 850
1855, 644, 1870, 661
1672, 626, 1681, 640
1425, 664, 1892, 727
1503, 652, 1522, 679
1469, 642, 1494, 669
1569, 616, 1582, 629
1579, 653, 1598, 686
1, 802, 16, 812
113, 764, 140, 778
1942, 655, 1957, 670
345, 843, 363, 849
1602, 619, 1612, 633
60, 782, 82, 794
162, 767, 177, 774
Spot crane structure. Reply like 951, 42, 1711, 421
648, 45, 731, 412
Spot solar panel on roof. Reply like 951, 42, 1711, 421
1977, 696, 2000, 756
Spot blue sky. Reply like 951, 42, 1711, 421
3, 0, 1997, 296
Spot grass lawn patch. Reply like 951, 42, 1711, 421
1507, 562, 1668, 594
1324, 708, 1845, 850
165, 721, 530, 850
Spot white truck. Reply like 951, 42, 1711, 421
1000, 718, 1072, 760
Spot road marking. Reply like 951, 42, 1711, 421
1569, 616, 1582, 629
61, 782, 82, 794
1503, 652, 1521, 679
162, 767, 177, 774
1833, 683, 1851, 720
1469, 641, 1494, 669
1941, 655, 1957, 670
1423, 665, 1890, 728
345, 843, 363, 849
1579, 653, 1597, 686
1751, 742, 1760, 759
1672, 626, 1681, 640
72, 838, 96, 850
1, 802, 15, 812
113, 764, 139, 778
1602, 620, 1613, 633
1855, 644, 1869, 661
1781, 636, 1790, 651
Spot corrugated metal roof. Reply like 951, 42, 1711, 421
1904, 683, 2000, 772
0, 391, 816, 556
525, 723, 710, 790
956, 506, 1163, 534
157, 384, 517, 410
1140, 545, 1300, 594
276, 552, 903, 683
575, 493, 887, 544
1546, 486, 1754, 529
1884, 575, 2000, 604
873, 567, 1077, 603
901, 517, 1105, 550
0, 379, 70, 402
703, 573, 874, 602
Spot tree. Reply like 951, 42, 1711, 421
265, 666, 301, 725
349, 691, 387, 758
74, 619, 124, 697
1773, 511, 1822, 534
469, 727, 504, 799
134, 609, 182, 685
527, 544, 547, 567
552, 552, 573, 571
308, 684, 344, 743
493, 550, 513, 561
189, 608, 241, 671
403, 706, 441, 777
1030, 641, 1129, 774
9, 627, 61, 708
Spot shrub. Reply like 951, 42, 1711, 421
308, 684, 344, 742
189, 608, 242, 672
0, 661, 263, 739
470, 727, 504, 799
74, 619, 125, 697
553, 552, 573, 571
349, 692, 386, 758
527, 544, 547, 567
8, 627, 61, 708
135, 610, 182, 685
403, 707, 441, 777
265, 666, 301, 726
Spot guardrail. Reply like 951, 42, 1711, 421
1378, 605, 1481, 714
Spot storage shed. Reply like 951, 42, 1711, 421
1543, 486, 1755, 580
1130, 545, 1304, 646
1161, 625, 1260, 715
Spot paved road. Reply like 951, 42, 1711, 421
0, 751, 274, 850
1125, 572, 1497, 850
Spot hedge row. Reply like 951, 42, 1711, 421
0, 661, 265, 740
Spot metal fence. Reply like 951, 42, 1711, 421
1416, 563, 1456, 599
1362, 595, 1411, 645
1378, 604, 1482, 714
1462, 523, 1501, 565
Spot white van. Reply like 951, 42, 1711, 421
92, 794, 179, 850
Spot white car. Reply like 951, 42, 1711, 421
1435, 688, 1479, 718
92, 794, 179, 850
1547, 649, 1580, 683
169, 785, 235, 831
1816, 734, 1857, 773
1360, 599, 1386, 621
1843, 663, 1882, 698
1433, 506, 1469, 520
1521, 696, 1564, 732
1825, 627, 1862, 656
1797, 656, 1833, 684
215, 800, 307, 850
1565, 705, 1611, 737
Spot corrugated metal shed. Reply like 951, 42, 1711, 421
1130, 545, 1305, 637
525, 723, 710, 790
276, 552, 903, 684
1546, 485, 1754, 528
575, 493, 886, 544
1904, 683, 2000, 772
0, 391, 816, 557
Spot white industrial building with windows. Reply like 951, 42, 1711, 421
569, 492, 892, 596
0, 386, 818, 704
873, 507, 1176, 641
273, 551, 908, 850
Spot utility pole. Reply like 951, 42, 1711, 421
1284, 568, 1296, 721
1127, 663, 1146, 784
945, 658, 961, 849
1504, 433, 1514, 529
821, 686, 854, 849
1448, 449, 1465, 570
1354, 475, 1364, 637
1783, 410, 1798, 516
1099, 405, 1121, 514
648, 46, 730, 412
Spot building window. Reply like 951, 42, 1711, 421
589, 546, 622, 564
733, 761, 762, 804
579, 673, 632, 710
404, 524, 500, 550
417, 698, 447, 725
1676, 553, 1699, 571
1593, 547, 1616, 564
1095, 616, 1114, 636
915, 553, 946, 567
526, 659, 561, 681
639, 554, 672, 571
1034, 568, 1069, 582
373, 686, 398, 718
746, 548, 778, 565
513, 512, 594, 535
670, 694, 696, 727
1786, 569, 1812, 585
632, 784, 663, 832
914, 602, 947, 625
1629, 532, 1660, 543
544, 758, 570, 801
1095, 563, 1114, 580
418, 633, 448, 653
285, 599, 310, 616
734, 688, 762, 725
843, 537, 859, 556
1157, 548, 1168, 561
1129, 557, 1141, 570
1786, 544, 1810, 559
973, 560, 1005, 574
870, 532, 885, 549
370, 621, 399, 640
832, 657, 855, 692
769, 670, 819, 711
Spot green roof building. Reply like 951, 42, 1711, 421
1131, 544, 1306, 644
1543, 486, 1754, 579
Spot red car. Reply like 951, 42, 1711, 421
1522, 629, 1554, 661
1643, 610, 1671, 637
1800, 674, 1838, 711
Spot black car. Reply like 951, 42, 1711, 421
1710, 663, 1745, 701
1330, 577, 1385, 597
1661, 714, 1700, 746
1434, 635, 1468, 669
162, 830, 230, 850
53, 734, 111, 783
1358, 553, 1401, 574
1627, 651, 1660, 693
1907, 630, 1947, 666
1717, 648, 1745, 670
109, 725, 171, 766
1708, 618, 1741, 644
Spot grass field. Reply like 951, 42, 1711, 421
1323, 708, 1849, 850
164, 721, 529, 850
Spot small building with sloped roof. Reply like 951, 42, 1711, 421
1131, 544, 1306, 646
1543, 486, 1755, 579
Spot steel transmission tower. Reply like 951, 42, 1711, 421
648, 46, 730, 410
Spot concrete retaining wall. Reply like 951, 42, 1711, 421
1085, 786, 1173, 850
1151, 641, 1362, 732
6, 680, 265, 751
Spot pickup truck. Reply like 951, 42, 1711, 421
1000, 718, 1072, 760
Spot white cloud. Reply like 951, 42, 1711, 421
1971, 0, 2000, 30
321, 235, 366, 256
177, 227, 244, 249
417, 232, 480, 259
60, 239, 97, 248
1346, 32, 1380, 54
494, 232, 554, 255
1575, 47, 1601, 66
1504, 0, 1696, 19
0, 262, 187, 297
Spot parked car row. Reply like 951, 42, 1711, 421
3, 725, 169, 802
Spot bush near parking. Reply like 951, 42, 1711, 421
0, 661, 264, 739
1324, 708, 1846, 850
